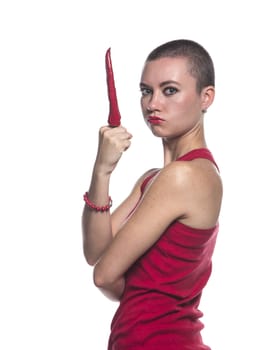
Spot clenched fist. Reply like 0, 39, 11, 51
94, 125, 133, 175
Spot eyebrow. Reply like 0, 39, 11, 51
139, 80, 181, 88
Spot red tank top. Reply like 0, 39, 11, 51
108, 148, 219, 350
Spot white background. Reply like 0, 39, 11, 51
0, 1, 258, 349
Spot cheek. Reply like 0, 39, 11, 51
168, 97, 201, 128
174, 93, 201, 114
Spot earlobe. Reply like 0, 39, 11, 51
201, 86, 215, 112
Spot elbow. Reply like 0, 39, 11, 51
93, 265, 106, 288
93, 264, 112, 289
93, 265, 125, 301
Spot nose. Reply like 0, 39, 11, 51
146, 91, 161, 112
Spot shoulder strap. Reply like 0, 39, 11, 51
176, 148, 219, 171
140, 169, 160, 194
141, 148, 219, 194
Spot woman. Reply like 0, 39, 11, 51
82, 39, 223, 349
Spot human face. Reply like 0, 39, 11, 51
140, 56, 206, 139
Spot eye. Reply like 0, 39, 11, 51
164, 86, 178, 96
140, 87, 152, 96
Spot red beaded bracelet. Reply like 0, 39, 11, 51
83, 192, 112, 212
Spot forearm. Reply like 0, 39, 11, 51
82, 166, 113, 265
82, 125, 132, 265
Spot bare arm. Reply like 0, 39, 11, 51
82, 125, 132, 265
93, 159, 222, 300
82, 169, 112, 266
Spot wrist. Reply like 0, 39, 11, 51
93, 163, 113, 177
83, 192, 112, 212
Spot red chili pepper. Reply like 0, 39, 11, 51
105, 48, 121, 127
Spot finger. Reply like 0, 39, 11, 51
104, 126, 132, 140
119, 139, 131, 153
124, 140, 131, 151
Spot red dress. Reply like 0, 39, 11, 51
108, 148, 219, 350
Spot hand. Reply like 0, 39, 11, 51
95, 125, 132, 174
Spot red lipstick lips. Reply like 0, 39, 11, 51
147, 116, 163, 124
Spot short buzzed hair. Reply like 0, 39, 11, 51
146, 39, 215, 93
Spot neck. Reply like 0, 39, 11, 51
162, 123, 207, 166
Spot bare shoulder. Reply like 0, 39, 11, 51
150, 159, 223, 229
157, 157, 222, 195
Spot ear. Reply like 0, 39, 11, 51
200, 86, 215, 112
